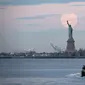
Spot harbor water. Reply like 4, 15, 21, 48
0, 58, 85, 85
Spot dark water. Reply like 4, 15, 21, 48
0, 59, 85, 85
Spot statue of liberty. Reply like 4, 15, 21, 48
66, 21, 75, 53
67, 21, 73, 38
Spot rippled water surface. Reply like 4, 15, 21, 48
0, 58, 85, 85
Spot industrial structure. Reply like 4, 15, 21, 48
50, 43, 62, 52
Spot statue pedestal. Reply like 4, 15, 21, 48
66, 37, 76, 54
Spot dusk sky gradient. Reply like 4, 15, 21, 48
1, 0, 85, 52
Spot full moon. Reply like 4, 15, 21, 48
61, 13, 77, 28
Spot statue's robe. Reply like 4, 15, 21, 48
68, 25, 73, 38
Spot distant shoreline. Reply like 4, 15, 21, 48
0, 56, 85, 59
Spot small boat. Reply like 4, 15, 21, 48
81, 65, 85, 77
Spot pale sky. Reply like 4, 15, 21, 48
1, 0, 85, 52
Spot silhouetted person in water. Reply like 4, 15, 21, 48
82, 65, 85, 69
81, 65, 85, 77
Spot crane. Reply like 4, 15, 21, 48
50, 43, 61, 52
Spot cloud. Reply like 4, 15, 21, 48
1, 0, 85, 6
4, 2, 85, 18
17, 14, 57, 20
1, 0, 85, 5
2, 2, 85, 32
69, 2, 85, 6
0, 0, 11, 5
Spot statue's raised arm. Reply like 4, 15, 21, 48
67, 20, 70, 26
